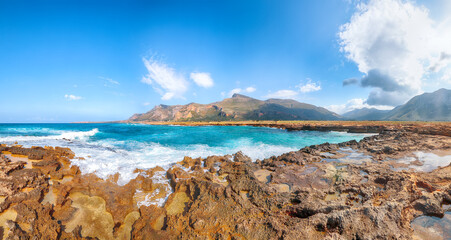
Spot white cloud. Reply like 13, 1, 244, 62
298, 79, 321, 93
326, 98, 393, 114
227, 87, 256, 97
264, 79, 321, 99
228, 88, 243, 97
142, 58, 189, 100
339, 0, 451, 106
245, 87, 256, 93
190, 72, 214, 88
264, 90, 299, 99
64, 94, 82, 101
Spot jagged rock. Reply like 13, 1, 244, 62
0, 126, 450, 239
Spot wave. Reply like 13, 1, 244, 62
0, 128, 99, 142
67, 139, 297, 185
0, 124, 370, 185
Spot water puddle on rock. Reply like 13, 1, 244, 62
254, 169, 272, 183
42, 186, 57, 205
390, 152, 451, 172
411, 212, 451, 240
2, 153, 35, 169
322, 148, 372, 165
300, 166, 317, 175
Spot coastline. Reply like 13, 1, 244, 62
0, 124, 450, 239
122, 120, 451, 136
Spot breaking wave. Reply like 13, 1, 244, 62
0, 123, 373, 184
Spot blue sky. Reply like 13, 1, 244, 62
1, 0, 450, 122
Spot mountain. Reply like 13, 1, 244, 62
342, 88, 451, 121
384, 88, 451, 121
129, 93, 341, 122
342, 108, 390, 121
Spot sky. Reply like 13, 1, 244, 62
0, 0, 450, 122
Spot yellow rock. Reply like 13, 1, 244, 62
116, 211, 140, 240
0, 209, 17, 240
65, 192, 115, 240
152, 214, 166, 230
165, 192, 189, 215
273, 184, 290, 193
254, 169, 272, 183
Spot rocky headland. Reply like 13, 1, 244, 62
0, 124, 451, 239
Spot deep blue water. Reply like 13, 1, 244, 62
0, 123, 372, 183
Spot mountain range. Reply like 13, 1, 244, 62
343, 88, 450, 121
128, 88, 451, 122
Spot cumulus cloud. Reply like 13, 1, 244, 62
227, 87, 257, 97
360, 69, 406, 92
264, 90, 299, 99
190, 72, 214, 88
326, 98, 393, 114
429, 52, 451, 72
64, 94, 82, 101
298, 79, 321, 93
142, 58, 189, 100
265, 79, 321, 99
339, 0, 451, 106
343, 78, 359, 86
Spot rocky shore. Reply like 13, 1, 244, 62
129, 120, 451, 137
0, 125, 451, 239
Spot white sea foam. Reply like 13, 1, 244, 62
0, 126, 367, 185
135, 170, 172, 207
0, 128, 99, 142
68, 139, 298, 185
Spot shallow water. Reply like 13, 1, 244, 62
391, 152, 451, 172
0, 123, 372, 184
411, 212, 451, 240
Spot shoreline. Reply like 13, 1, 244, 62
123, 120, 451, 136
0, 124, 450, 239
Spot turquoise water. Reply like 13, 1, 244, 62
0, 123, 372, 184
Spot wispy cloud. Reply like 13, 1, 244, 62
99, 76, 120, 86
64, 94, 82, 101
190, 72, 214, 88
264, 90, 299, 99
226, 86, 257, 97
342, 78, 358, 86
141, 57, 189, 100
326, 98, 393, 114
265, 79, 321, 99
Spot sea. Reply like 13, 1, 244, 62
0, 123, 373, 184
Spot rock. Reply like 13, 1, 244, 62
233, 151, 251, 163
0, 125, 450, 239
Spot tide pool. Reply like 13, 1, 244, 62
0, 123, 373, 184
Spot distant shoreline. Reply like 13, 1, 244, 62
109, 120, 451, 136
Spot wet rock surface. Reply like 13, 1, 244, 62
0, 128, 450, 239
